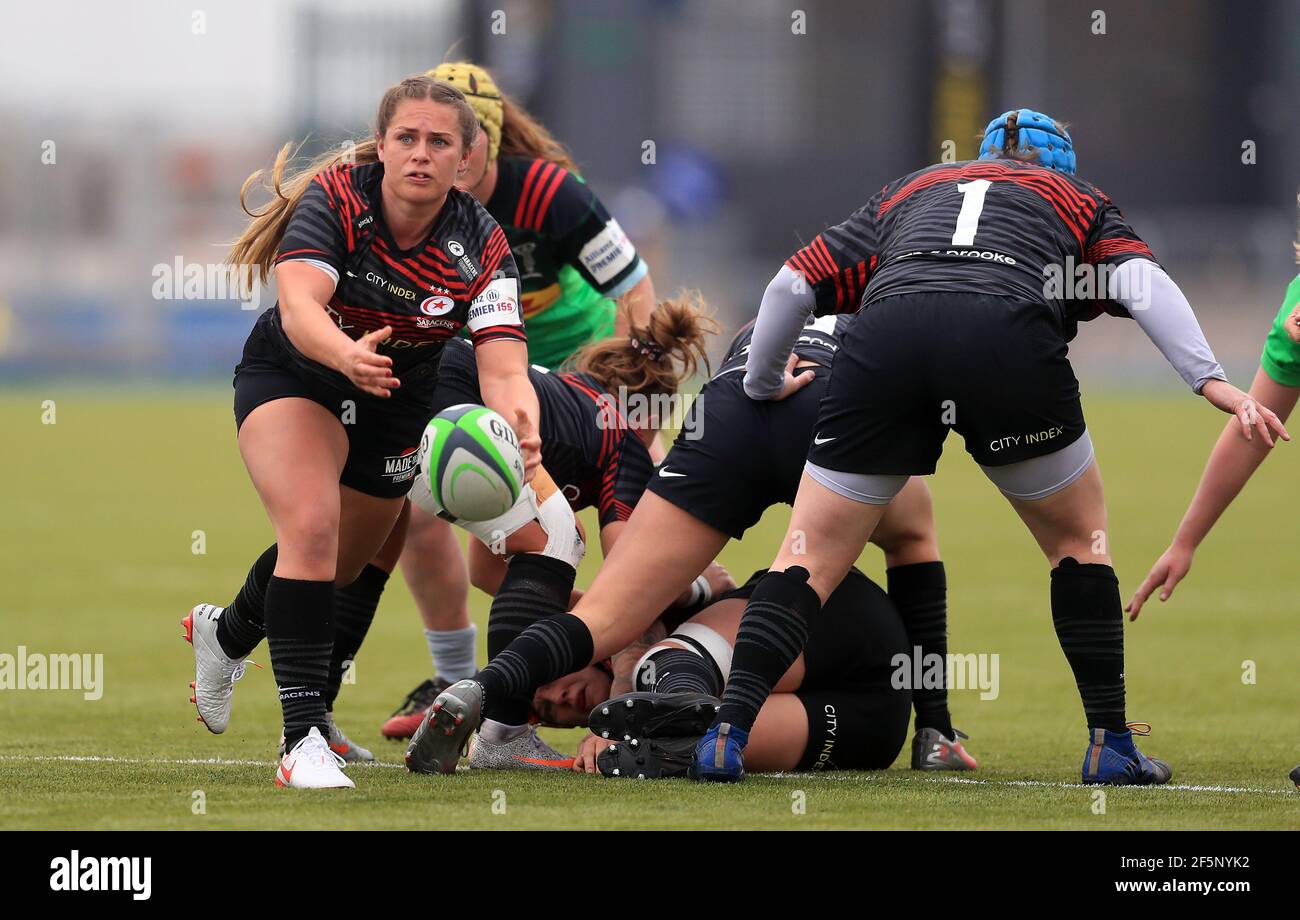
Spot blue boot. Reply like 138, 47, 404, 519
689, 723, 749, 783
1081, 723, 1172, 785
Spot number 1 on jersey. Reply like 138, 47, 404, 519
951, 179, 991, 246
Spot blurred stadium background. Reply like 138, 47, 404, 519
3, 0, 1298, 831
1, 0, 1297, 388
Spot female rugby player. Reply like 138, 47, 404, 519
553, 567, 914, 779
408, 311, 974, 775
1127, 266, 1299, 615
366, 62, 661, 728
182, 75, 538, 789
196, 297, 719, 768
1126, 263, 1299, 786
691, 109, 1291, 784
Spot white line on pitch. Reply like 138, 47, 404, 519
0, 754, 406, 770
764, 771, 1293, 796
2, 755, 1294, 795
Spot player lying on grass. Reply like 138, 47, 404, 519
388, 62, 664, 718
542, 567, 914, 778
686, 109, 1290, 785
405, 313, 976, 775
186, 297, 720, 774
183, 75, 538, 790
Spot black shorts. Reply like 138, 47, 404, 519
722, 569, 912, 771
232, 323, 441, 500
647, 369, 829, 539
808, 293, 1087, 474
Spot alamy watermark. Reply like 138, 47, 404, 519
152, 258, 264, 311
50, 851, 150, 900
595, 387, 702, 439
1043, 256, 1152, 310
891, 646, 1000, 700
0, 646, 104, 700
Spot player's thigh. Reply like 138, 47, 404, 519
576, 491, 730, 659
869, 477, 940, 566
1005, 457, 1110, 565
238, 396, 348, 571
743, 694, 812, 773
337, 485, 407, 586
771, 471, 890, 602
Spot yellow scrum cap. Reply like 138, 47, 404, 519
427, 62, 504, 161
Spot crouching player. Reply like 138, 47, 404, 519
555, 567, 913, 778
408, 312, 975, 775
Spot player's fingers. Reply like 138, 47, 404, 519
1263, 407, 1291, 442
1236, 404, 1253, 441
1126, 571, 1161, 620
360, 325, 393, 349
1254, 411, 1275, 448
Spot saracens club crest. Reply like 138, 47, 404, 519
420, 294, 456, 316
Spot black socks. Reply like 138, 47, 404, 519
887, 561, 954, 737
1050, 558, 1127, 734
476, 553, 589, 724
715, 567, 821, 732
265, 576, 334, 751
640, 645, 723, 697
216, 544, 277, 658
324, 564, 389, 710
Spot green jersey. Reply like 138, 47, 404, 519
1261, 274, 1300, 388
483, 156, 648, 369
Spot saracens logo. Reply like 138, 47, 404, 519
382, 446, 421, 483
419, 294, 455, 316
446, 240, 465, 257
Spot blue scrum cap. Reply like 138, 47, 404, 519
979, 109, 1076, 174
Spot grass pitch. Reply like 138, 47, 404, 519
1, 386, 1296, 829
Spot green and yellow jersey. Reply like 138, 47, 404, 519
1261, 274, 1300, 388
484, 156, 648, 369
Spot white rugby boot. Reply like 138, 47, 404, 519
275, 727, 355, 789
182, 604, 256, 734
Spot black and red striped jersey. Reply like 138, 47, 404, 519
266, 161, 523, 398
784, 158, 1155, 335
542, 368, 653, 528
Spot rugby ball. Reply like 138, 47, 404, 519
417, 404, 525, 521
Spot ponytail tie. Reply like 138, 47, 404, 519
628, 330, 666, 361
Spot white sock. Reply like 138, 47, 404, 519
424, 625, 477, 682
479, 719, 530, 743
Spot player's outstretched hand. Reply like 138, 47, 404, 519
341, 325, 400, 398
1125, 543, 1193, 621
772, 352, 816, 401
573, 733, 606, 774
514, 408, 542, 483
1200, 379, 1291, 448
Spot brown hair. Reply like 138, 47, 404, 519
570, 292, 719, 404
499, 93, 579, 172
228, 75, 478, 282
